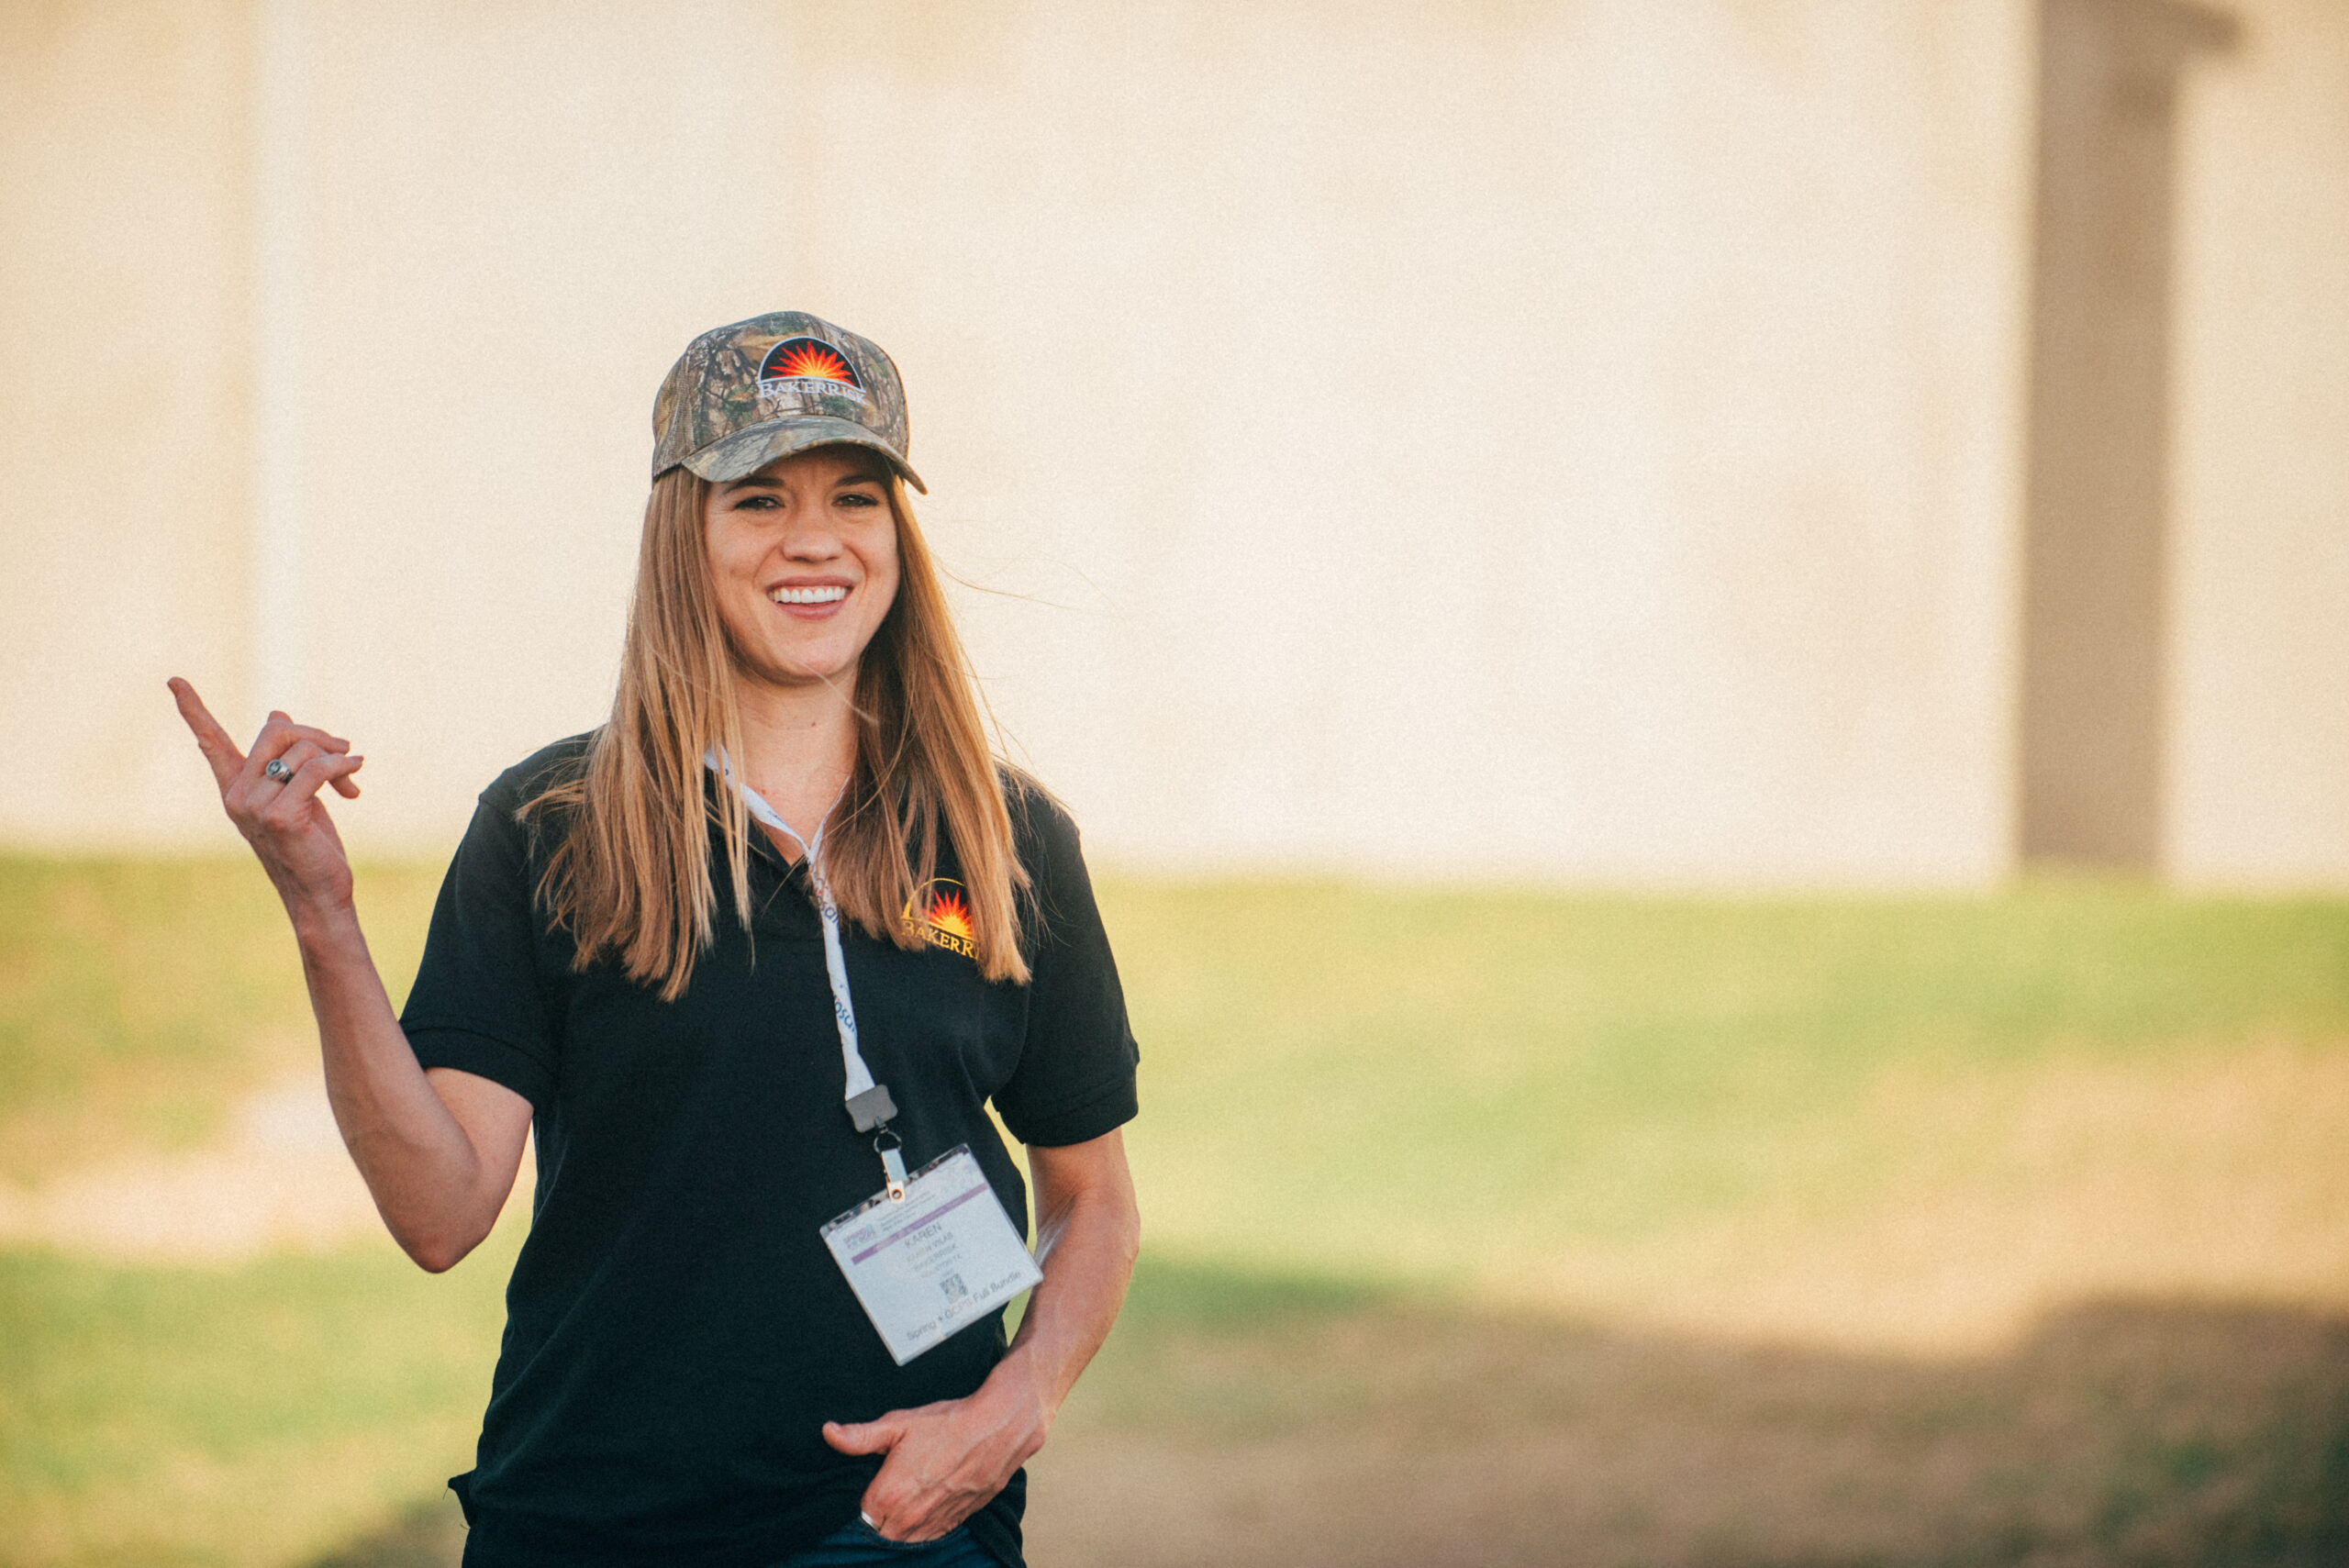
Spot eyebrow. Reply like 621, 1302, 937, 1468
723, 469, 887, 492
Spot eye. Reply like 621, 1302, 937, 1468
836, 490, 883, 509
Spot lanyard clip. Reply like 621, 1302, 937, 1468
845, 1084, 897, 1133
873, 1126, 908, 1202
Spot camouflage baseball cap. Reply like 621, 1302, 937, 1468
650, 310, 925, 493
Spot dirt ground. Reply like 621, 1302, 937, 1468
0, 1073, 384, 1259
1020, 1271, 2349, 1568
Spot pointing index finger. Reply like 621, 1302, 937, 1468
167, 677, 246, 785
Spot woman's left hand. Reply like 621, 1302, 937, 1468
820, 1366, 1050, 1542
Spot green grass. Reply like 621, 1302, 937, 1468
0, 1229, 517, 1568
0, 857, 442, 1181
1103, 880, 2349, 1275
2, 860, 2347, 1566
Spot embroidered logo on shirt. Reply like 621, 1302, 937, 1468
903, 880, 976, 960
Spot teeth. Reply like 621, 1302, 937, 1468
769, 585, 849, 605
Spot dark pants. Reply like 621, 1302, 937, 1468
774, 1518, 996, 1567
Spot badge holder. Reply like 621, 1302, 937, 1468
821, 1142, 1043, 1365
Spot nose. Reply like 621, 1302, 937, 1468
778, 515, 843, 561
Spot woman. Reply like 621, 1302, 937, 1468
170, 311, 1141, 1568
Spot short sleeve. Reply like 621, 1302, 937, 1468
991, 791, 1141, 1148
399, 788, 563, 1113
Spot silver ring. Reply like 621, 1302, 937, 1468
263, 758, 294, 783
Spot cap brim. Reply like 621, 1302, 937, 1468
677, 417, 927, 494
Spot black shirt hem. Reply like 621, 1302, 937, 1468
999, 1074, 1140, 1150
406, 1021, 558, 1112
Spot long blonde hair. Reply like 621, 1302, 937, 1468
522, 465, 1031, 1000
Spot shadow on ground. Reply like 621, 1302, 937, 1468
308, 1502, 462, 1568
313, 1256, 2349, 1568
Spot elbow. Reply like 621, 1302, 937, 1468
407, 1241, 469, 1275
402, 1233, 473, 1274
380, 1170, 513, 1273
394, 1215, 492, 1274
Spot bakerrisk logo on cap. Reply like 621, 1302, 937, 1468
759, 336, 867, 407
902, 880, 975, 960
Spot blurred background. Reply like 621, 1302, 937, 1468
4, 2, 2348, 1565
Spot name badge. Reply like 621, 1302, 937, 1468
820, 1145, 1043, 1365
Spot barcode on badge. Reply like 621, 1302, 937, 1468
939, 1273, 968, 1302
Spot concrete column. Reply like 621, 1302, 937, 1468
2018, 0, 2236, 869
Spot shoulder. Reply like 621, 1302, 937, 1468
478, 731, 598, 816
459, 733, 597, 873
997, 764, 1109, 953
999, 763, 1083, 874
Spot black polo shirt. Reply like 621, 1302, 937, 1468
398, 735, 1140, 1568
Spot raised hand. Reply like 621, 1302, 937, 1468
168, 677, 366, 917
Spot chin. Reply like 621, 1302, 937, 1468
752, 650, 860, 689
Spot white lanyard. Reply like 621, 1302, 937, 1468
707, 751, 909, 1198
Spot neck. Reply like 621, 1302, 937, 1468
731, 669, 859, 841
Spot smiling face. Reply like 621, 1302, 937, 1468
704, 445, 902, 695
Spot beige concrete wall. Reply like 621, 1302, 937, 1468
2168, 0, 2349, 884
0, 0, 255, 846
791, 1, 2036, 883
3, 1, 2339, 884
274, 0, 802, 845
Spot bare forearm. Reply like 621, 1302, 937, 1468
993, 1156, 1141, 1422
290, 899, 512, 1269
